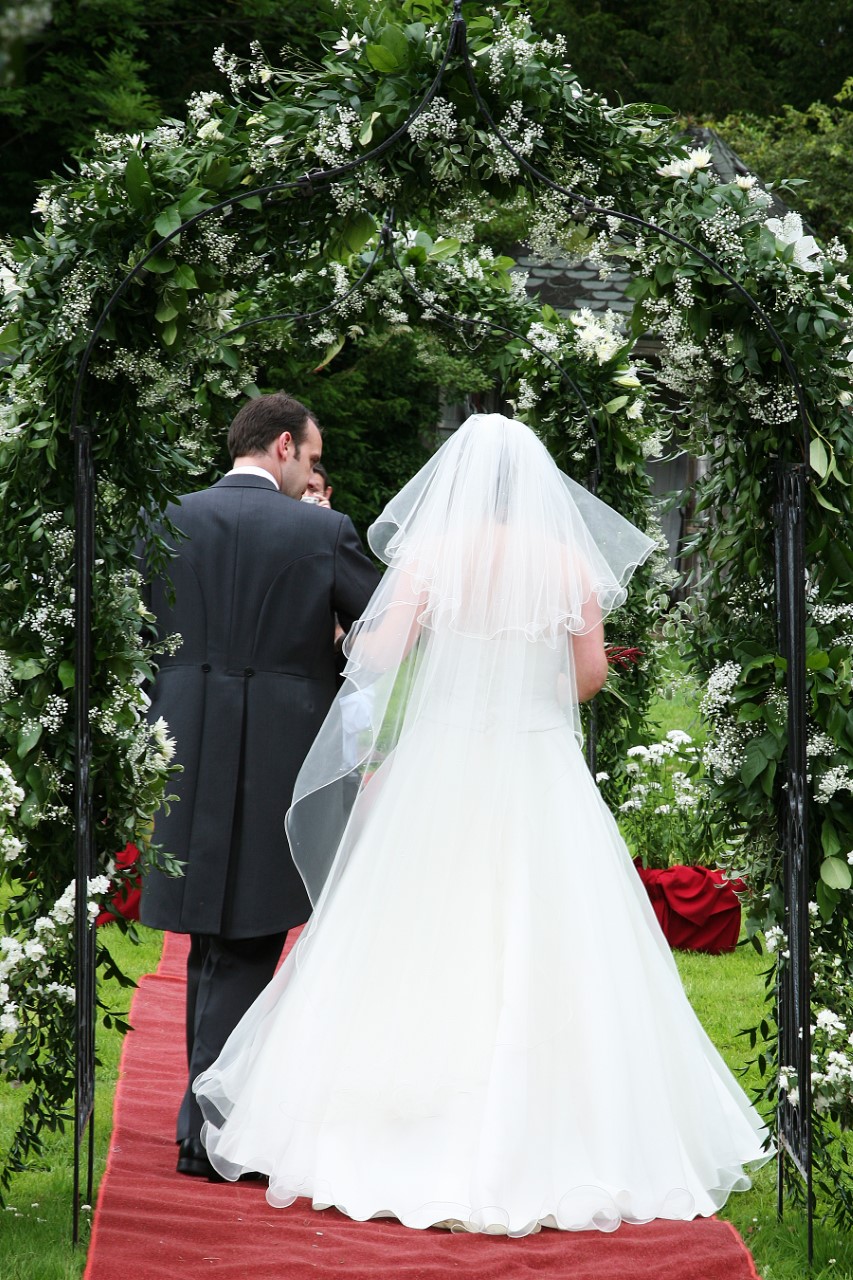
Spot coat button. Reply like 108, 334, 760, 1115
244, 667, 254, 677
201, 663, 211, 673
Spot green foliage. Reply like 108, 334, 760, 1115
0, 0, 333, 236
540, 0, 853, 118
283, 331, 441, 537
615, 731, 715, 870
711, 83, 853, 248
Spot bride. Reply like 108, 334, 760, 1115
194, 413, 771, 1236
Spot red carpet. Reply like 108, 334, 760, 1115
85, 932, 761, 1280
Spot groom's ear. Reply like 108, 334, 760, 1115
276, 430, 293, 458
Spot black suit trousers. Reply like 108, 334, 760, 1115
178, 930, 287, 1142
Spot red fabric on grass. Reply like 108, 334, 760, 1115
84, 931, 760, 1280
635, 862, 744, 954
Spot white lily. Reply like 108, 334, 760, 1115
765, 212, 823, 273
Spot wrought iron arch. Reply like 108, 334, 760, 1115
72, 0, 812, 1253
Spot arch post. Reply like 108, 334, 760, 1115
72, 417, 96, 1242
773, 460, 813, 1262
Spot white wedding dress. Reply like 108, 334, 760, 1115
194, 625, 771, 1235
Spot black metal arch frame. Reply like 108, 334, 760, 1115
71, 0, 812, 1254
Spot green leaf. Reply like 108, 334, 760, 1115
0, 320, 20, 352
821, 821, 842, 858
341, 211, 376, 256
172, 264, 198, 291
379, 23, 410, 63
603, 395, 629, 413
806, 650, 830, 670
816, 879, 839, 920
155, 299, 179, 323
820, 856, 852, 891
125, 151, 153, 213
11, 656, 45, 679
178, 188, 210, 218
365, 43, 400, 72
161, 321, 178, 347
19, 791, 40, 828
810, 436, 829, 478
141, 254, 174, 274
741, 735, 774, 788
358, 111, 381, 146
429, 237, 461, 261
58, 660, 75, 690
813, 486, 841, 514
154, 206, 182, 240
314, 332, 345, 370
17, 722, 43, 758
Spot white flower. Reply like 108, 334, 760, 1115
150, 717, 177, 765
332, 28, 366, 55
656, 147, 713, 180
735, 174, 757, 191
595, 771, 610, 783
764, 925, 786, 954
197, 120, 225, 143
816, 1009, 847, 1035
0, 1008, 19, 1034
689, 147, 712, 170
765, 212, 823, 274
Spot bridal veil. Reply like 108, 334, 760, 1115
287, 413, 656, 908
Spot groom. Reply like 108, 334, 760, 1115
139, 392, 379, 1178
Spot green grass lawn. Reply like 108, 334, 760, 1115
1, 925, 162, 1280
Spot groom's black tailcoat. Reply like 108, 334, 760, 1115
140, 472, 380, 938
138, 471, 379, 1145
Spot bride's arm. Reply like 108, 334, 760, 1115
569, 555, 609, 703
345, 570, 426, 670
572, 599, 608, 703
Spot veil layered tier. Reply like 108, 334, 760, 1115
288, 413, 657, 907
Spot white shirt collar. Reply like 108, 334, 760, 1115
227, 465, 279, 491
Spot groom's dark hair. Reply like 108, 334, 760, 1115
227, 392, 319, 461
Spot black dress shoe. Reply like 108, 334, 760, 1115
176, 1136, 223, 1181
176, 1137, 266, 1183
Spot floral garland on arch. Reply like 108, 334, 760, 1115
640, 136, 853, 1214
0, 0, 851, 1215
